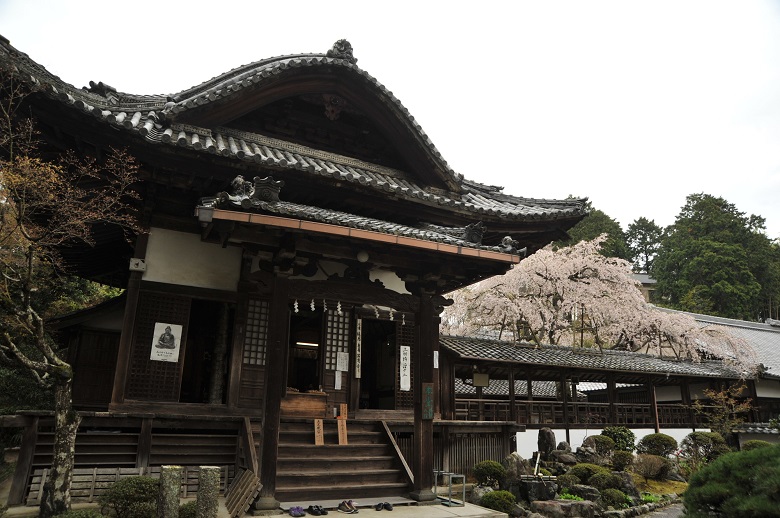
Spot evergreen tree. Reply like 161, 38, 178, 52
555, 201, 629, 260
652, 193, 774, 320
626, 217, 663, 273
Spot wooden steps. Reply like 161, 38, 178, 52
274, 419, 412, 501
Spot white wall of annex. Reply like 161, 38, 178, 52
143, 227, 242, 291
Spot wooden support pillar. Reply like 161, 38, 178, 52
136, 418, 153, 468
648, 377, 660, 433
561, 371, 570, 445
508, 366, 517, 423
526, 368, 534, 425
606, 376, 617, 425
227, 257, 252, 409
111, 234, 148, 406
255, 275, 290, 511
746, 379, 759, 422
477, 386, 484, 421
8, 416, 38, 505
410, 293, 436, 503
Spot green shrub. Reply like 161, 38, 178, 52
538, 467, 552, 476
52, 511, 103, 518
556, 473, 580, 492
559, 492, 584, 501
684, 444, 780, 518
611, 450, 634, 472
742, 440, 772, 451
680, 431, 730, 475
641, 493, 661, 504
567, 463, 611, 485
473, 460, 506, 487
179, 500, 197, 518
600, 488, 631, 509
633, 454, 671, 481
590, 435, 616, 456
98, 475, 159, 518
601, 426, 635, 452
479, 490, 516, 513
636, 433, 677, 457
588, 472, 623, 491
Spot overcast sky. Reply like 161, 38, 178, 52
2, 0, 779, 239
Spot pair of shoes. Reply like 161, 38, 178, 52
373, 502, 393, 511
338, 500, 359, 513
308, 505, 328, 515
289, 506, 306, 517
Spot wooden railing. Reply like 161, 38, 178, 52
454, 398, 711, 428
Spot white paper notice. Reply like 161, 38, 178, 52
434, 350, 439, 369
150, 322, 182, 362
336, 351, 349, 372
400, 345, 411, 391
335, 370, 342, 390
355, 319, 362, 379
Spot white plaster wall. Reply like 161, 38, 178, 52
143, 227, 242, 291
755, 379, 780, 398
515, 427, 707, 458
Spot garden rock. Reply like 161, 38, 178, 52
575, 445, 609, 466
556, 441, 571, 453
538, 428, 557, 460
531, 499, 597, 518
615, 471, 640, 500
516, 479, 558, 503
470, 485, 493, 504
503, 451, 534, 480
549, 450, 578, 465
568, 484, 601, 503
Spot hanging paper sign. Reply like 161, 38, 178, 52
400, 345, 411, 392
434, 350, 439, 369
355, 319, 362, 379
150, 322, 182, 362
336, 352, 349, 372
335, 370, 342, 390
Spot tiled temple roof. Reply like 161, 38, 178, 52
0, 37, 587, 225
440, 336, 743, 379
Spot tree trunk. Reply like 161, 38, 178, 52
39, 375, 81, 518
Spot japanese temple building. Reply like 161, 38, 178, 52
1, 37, 590, 509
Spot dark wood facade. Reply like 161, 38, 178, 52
1, 38, 588, 508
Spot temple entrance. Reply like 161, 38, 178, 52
359, 319, 397, 410
288, 309, 323, 392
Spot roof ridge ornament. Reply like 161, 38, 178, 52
326, 39, 357, 64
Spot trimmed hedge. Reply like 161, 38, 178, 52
611, 450, 634, 472
480, 490, 516, 513
97, 476, 159, 518
742, 440, 772, 451
601, 426, 635, 452
567, 463, 611, 485
590, 435, 616, 456
601, 488, 631, 509
473, 460, 506, 487
636, 433, 677, 457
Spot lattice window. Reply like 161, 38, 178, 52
325, 311, 351, 370
126, 292, 191, 401
243, 299, 269, 366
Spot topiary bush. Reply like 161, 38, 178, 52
556, 473, 580, 492
473, 460, 506, 487
636, 433, 677, 457
601, 426, 635, 452
742, 440, 772, 451
590, 435, 616, 456
179, 500, 197, 518
633, 454, 671, 481
98, 475, 159, 518
479, 489, 516, 513
600, 488, 631, 509
567, 463, 611, 485
611, 450, 634, 472
588, 471, 623, 491
684, 444, 780, 517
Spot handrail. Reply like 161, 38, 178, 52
381, 420, 414, 484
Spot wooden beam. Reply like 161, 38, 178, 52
8, 416, 38, 505
136, 418, 153, 468
648, 377, 660, 433
508, 367, 517, 423
410, 293, 436, 502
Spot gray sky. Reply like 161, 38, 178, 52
2, 0, 779, 239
